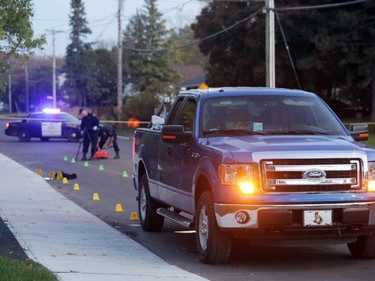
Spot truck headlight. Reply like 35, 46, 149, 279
368, 162, 375, 192
219, 164, 257, 195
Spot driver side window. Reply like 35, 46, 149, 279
177, 99, 196, 132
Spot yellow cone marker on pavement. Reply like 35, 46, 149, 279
56, 171, 63, 180
115, 204, 124, 212
64, 156, 68, 161
92, 193, 100, 201
71, 158, 76, 163
73, 183, 80, 191
62, 177, 68, 184
84, 161, 89, 167
129, 212, 139, 221
122, 171, 128, 178
49, 171, 56, 180
36, 169, 43, 176
99, 165, 104, 171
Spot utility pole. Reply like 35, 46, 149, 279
25, 60, 29, 113
265, 0, 275, 88
213, 0, 276, 87
46, 29, 63, 108
117, 0, 124, 119
8, 65, 12, 114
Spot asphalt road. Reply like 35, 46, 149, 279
1, 118, 375, 281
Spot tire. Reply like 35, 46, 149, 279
138, 174, 164, 231
18, 129, 30, 142
195, 191, 232, 264
347, 233, 375, 258
67, 129, 79, 142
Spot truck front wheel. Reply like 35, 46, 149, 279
195, 191, 232, 264
347, 233, 375, 258
138, 174, 164, 231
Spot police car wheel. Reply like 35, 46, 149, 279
18, 129, 30, 142
67, 129, 79, 142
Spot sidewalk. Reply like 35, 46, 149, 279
0, 153, 208, 281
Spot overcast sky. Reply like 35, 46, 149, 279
31, 0, 205, 57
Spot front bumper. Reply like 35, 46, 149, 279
214, 202, 375, 231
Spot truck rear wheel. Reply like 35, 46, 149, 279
195, 191, 232, 264
347, 233, 375, 258
138, 174, 164, 231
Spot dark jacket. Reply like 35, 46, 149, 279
80, 113, 99, 131
98, 124, 116, 138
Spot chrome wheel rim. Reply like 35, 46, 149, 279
198, 205, 209, 251
140, 185, 147, 221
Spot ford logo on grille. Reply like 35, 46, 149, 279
302, 169, 326, 180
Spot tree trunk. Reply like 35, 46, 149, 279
371, 59, 375, 122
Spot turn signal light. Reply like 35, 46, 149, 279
368, 181, 375, 192
368, 162, 375, 192
238, 182, 255, 195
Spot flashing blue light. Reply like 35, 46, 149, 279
42, 108, 60, 114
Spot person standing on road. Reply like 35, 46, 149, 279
98, 124, 120, 159
79, 108, 99, 161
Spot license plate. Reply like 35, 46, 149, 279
303, 210, 332, 227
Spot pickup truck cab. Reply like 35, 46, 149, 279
133, 87, 375, 264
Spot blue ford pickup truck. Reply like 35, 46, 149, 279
132, 87, 375, 264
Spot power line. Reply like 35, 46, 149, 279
123, 7, 264, 52
273, 0, 369, 12
122, 0, 370, 53
275, 11, 301, 89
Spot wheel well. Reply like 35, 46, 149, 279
195, 175, 211, 206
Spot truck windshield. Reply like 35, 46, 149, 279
201, 95, 348, 137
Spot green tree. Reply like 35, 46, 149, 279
192, 1, 266, 87
82, 48, 117, 108
168, 25, 207, 66
63, 0, 92, 107
123, 0, 181, 121
191, 0, 375, 109
280, 0, 375, 102
0, 0, 45, 96
0, 0, 45, 57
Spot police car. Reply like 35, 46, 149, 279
5, 109, 81, 142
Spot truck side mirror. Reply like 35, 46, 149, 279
349, 123, 369, 141
161, 125, 192, 143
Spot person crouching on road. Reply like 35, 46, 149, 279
78, 108, 99, 161
98, 124, 120, 159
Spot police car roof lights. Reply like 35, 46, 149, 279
42, 108, 61, 114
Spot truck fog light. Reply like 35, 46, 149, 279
235, 211, 249, 224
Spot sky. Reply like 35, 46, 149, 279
31, 0, 206, 57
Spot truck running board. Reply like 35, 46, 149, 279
157, 208, 195, 229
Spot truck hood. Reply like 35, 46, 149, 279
205, 135, 372, 161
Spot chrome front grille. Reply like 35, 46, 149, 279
261, 158, 362, 192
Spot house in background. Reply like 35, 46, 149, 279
173, 64, 206, 90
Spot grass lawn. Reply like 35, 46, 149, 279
0, 257, 58, 281
362, 137, 375, 148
